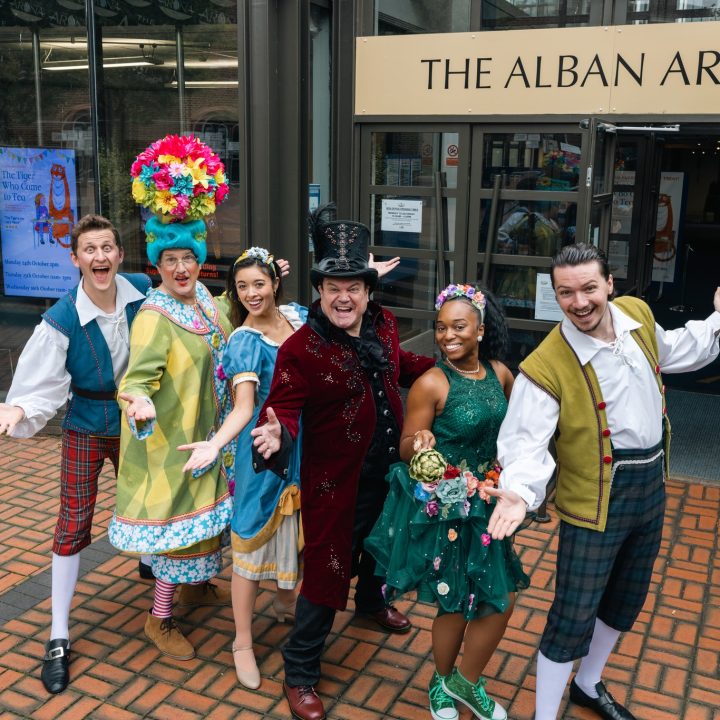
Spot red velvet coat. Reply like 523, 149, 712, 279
257, 301, 433, 610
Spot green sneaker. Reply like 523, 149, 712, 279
442, 668, 507, 720
429, 670, 459, 720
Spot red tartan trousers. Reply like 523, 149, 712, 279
54, 429, 119, 556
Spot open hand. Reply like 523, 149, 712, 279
118, 392, 156, 423
250, 407, 282, 459
714, 286, 720, 313
177, 440, 219, 473
485, 487, 528, 539
369, 253, 401, 279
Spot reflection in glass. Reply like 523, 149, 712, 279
376, 0, 470, 34
628, 1, 720, 24
482, 134, 582, 190
491, 265, 543, 315
495, 201, 577, 255
371, 132, 459, 189
372, 258, 439, 312
482, 0, 591, 30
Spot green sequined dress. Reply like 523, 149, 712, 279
366, 361, 529, 620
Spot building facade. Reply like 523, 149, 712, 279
1, 1, 719, 395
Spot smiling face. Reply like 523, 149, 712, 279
234, 264, 279, 319
157, 248, 200, 304
71, 229, 123, 299
435, 299, 484, 365
553, 261, 614, 338
318, 277, 369, 336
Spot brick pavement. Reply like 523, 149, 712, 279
0, 435, 718, 719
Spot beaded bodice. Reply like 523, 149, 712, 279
432, 360, 508, 472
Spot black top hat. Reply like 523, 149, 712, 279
309, 203, 379, 291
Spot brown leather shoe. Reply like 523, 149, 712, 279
283, 682, 326, 720
176, 581, 230, 608
357, 605, 411, 634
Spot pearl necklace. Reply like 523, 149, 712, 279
445, 358, 480, 375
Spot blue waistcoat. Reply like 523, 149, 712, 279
42, 273, 152, 437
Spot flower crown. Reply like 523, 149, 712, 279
234, 246, 276, 277
435, 283, 486, 317
131, 134, 229, 222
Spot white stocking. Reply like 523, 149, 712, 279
574, 618, 621, 698
535, 651, 573, 720
50, 552, 80, 641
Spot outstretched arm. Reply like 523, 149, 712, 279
399, 368, 444, 462
179, 381, 255, 472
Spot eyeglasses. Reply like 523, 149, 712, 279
161, 254, 198, 269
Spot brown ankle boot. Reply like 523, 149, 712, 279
144, 613, 195, 660
177, 581, 231, 608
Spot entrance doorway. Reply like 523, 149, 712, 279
611, 127, 720, 395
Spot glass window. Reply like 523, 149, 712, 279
493, 200, 578, 255
375, 0, 471, 34
95, 11, 240, 295
482, 0, 592, 30
369, 194, 456, 251
0, 16, 92, 388
310, 4, 332, 207
482, 133, 582, 190
627, 1, 720, 24
372, 257, 441, 311
371, 131, 460, 189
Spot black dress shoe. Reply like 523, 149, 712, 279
41, 639, 70, 694
569, 678, 636, 720
138, 559, 155, 579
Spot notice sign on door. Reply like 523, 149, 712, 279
534, 272, 564, 322
381, 199, 422, 233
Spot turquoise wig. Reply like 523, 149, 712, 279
144, 216, 208, 266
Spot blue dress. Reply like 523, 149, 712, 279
224, 303, 307, 584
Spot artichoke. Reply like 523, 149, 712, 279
409, 448, 447, 483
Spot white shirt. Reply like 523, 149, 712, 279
6, 275, 146, 438
497, 303, 720, 510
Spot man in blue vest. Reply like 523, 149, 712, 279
0, 214, 151, 695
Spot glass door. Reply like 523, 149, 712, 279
466, 124, 586, 365
359, 125, 470, 345
609, 133, 664, 297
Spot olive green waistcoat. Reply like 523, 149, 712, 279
519, 295, 671, 532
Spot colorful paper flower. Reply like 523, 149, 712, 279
437, 582, 450, 596
433, 556, 441, 571
130, 134, 229, 221
468, 593, 475, 610
425, 500, 439, 517
448, 528, 458, 542
481, 533, 491, 547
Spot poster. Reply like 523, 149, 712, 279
534, 272, 564, 322
652, 171, 684, 283
381, 199, 422, 233
0, 147, 79, 298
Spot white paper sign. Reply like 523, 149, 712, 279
381, 199, 422, 233
534, 272, 564, 322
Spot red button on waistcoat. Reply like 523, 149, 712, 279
598, 401, 606, 410
655, 365, 661, 374
603, 455, 612, 464
602, 429, 611, 437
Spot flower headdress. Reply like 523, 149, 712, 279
132, 134, 229, 266
435, 283, 486, 320
131, 134, 229, 222
234, 246, 276, 278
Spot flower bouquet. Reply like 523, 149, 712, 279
131, 133, 229, 222
409, 448, 500, 520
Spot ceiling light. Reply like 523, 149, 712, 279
166, 80, 238, 88
43, 57, 163, 71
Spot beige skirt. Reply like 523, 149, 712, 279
231, 511, 301, 589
